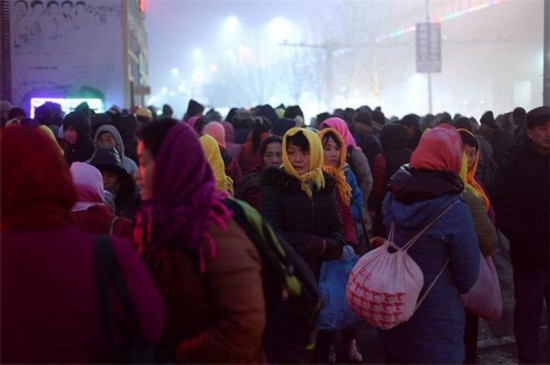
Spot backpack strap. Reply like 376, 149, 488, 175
414, 258, 450, 310
386, 199, 460, 312
94, 235, 150, 362
388, 199, 460, 252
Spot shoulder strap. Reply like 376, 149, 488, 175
414, 258, 450, 311
94, 236, 144, 361
387, 199, 460, 252
95, 236, 116, 349
386, 200, 460, 312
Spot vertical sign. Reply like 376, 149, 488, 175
416, 22, 441, 73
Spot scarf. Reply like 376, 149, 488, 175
282, 127, 325, 198
136, 123, 232, 273
410, 124, 463, 174
321, 117, 358, 149
1, 125, 76, 231
203, 121, 226, 149
317, 128, 352, 205
458, 129, 492, 211
200, 134, 234, 196
39, 125, 64, 156
70, 162, 105, 212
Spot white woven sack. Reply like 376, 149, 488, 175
346, 240, 424, 330
346, 201, 458, 330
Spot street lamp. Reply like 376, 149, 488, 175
225, 16, 240, 33
192, 49, 203, 60
269, 17, 293, 43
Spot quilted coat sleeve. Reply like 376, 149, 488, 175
446, 201, 481, 294
344, 167, 364, 222
260, 185, 343, 261
350, 148, 373, 204
336, 194, 357, 245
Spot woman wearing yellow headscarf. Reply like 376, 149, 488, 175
260, 127, 345, 363
457, 128, 498, 364
457, 129, 494, 221
199, 134, 234, 196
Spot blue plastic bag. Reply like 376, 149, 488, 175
318, 245, 362, 330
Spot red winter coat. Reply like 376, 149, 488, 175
1, 227, 163, 363
71, 204, 135, 247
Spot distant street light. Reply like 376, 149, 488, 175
269, 17, 293, 43
192, 49, 203, 60
225, 16, 240, 33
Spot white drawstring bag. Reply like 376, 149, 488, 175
346, 201, 458, 330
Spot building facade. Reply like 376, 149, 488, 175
0, 0, 149, 115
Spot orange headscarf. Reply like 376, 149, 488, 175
317, 128, 352, 206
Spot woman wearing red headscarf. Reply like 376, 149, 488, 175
1, 125, 163, 363
380, 124, 480, 363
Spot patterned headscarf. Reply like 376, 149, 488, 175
282, 127, 325, 198
203, 121, 226, 149
317, 128, 352, 205
137, 123, 232, 272
458, 128, 491, 211
321, 117, 357, 149
199, 134, 234, 196
410, 124, 463, 174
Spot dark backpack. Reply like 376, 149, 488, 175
223, 197, 321, 362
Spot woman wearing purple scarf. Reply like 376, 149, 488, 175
135, 119, 266, 363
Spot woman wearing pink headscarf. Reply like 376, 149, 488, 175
321, 117, 373, 252
203, 121, 243, 187
69, 162, 134, 244
380, 124, 480, 363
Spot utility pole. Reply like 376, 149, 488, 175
426, 0, 433, 114
544, 0, 549, 106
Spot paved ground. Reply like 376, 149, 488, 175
335, 235, 550, 364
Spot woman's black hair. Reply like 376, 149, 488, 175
379, 123, 407, 151
251, 116, 271, 153
259, 135, 282, 157
286, 130, 309, 152
321, 131, 342, 148
458, 129, 479, 150
137, 118, 178, 159
193, 117, 207, 135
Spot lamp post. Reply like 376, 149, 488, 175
544, 0, 549, 106
425, 0, 433, 114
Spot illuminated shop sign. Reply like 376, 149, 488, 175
30, 98, 104, 118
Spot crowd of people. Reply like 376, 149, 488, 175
1, 97, 548, 364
